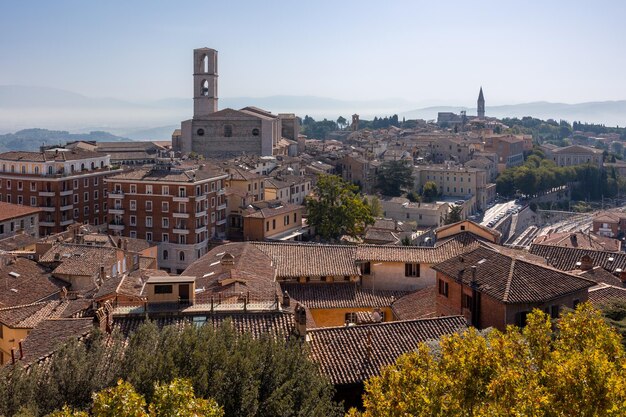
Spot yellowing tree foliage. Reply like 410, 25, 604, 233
349, 303, 626, 417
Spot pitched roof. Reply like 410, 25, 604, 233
433, 246, 594, 304
19, 318, 93, 364
0, 148, 103, 162
280, 283, 409, 309
391, 286, 437, 320
588, 284, 626, 307
0, 300, 73, 329
529, 244, 626, 273
251, 242, 360, 278
308, 316, 467, 385
0, 258, 66, 307
40, 243, 118, 278
576, 266, 624, 287
114, 312, 294, 339
532, 231, 620, 252
0, 202, 41, 222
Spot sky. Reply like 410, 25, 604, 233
2, 0, 626, 106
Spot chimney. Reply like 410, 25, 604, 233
294, 303, 307, 338
471, 265, 477, 284
580, 255, 593, 271
282, 291, 290, 307
99, 266, 106, 284
220, 253, 235, 269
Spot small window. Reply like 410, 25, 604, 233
462, 293, 473, 311
438, 279, 449, 297
550, 305, 560, 319
252, 128, 260, 136
345, 312, 357, 324
154, 284, 173, 294
361, 262, 371, 275
163, 250, 169, 260
405, 263, 420, 277
224, 125, 233, 137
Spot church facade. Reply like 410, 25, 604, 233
175, 48, 299, 158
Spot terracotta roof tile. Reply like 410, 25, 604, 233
391, 286, 437, 320
20, 318, 93, 364
0, 258, 66, 307
589, 284, 626, 307
280, 283, 408, 309
0, 202, 41, 222
308, 316, 467, 385
529, 244, 626, 273
533, 232, 620, 252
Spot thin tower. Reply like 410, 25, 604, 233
477, 87, 485, 119
193, 48, 218, 117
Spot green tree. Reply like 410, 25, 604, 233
349, 304, 626, 417
367, 196, 383, 217
336, 116, 347, 130
406, 190, 420, 203
421, 181, 439, 202
91, 380, 148, 417
375, 160, 414, 197
444, 205, 462, 225
306, 174, 374, 240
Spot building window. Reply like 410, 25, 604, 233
146, 201, 153, 211
438, 279, 449, 297
211, 197, 215, 208
17, 181, 23, 191
272, 219, 276, 229
345, 312, 357, 324
146, 232, 153, 241
130, 184, 137, 194
146, 185, 153, 194
73, 208, 79, 219
30, 196, 37, 206
129, 231, 137, 238
130, 200, 137, 211
162, 218, 169, 228
517, 311, 530, 327
266, 221, 270, 232
130, 215, 137, 226
252, 128, 260, 136
163, 250, 169, 260
361, 262, 371, 275
73, 194, 78, 204
224, 125, 233, 137
146, 216, 153, 227
84, 206, 89, 215
162, 233, 169, 242
550, 305, 560, 319
462, 293, 473, 311
179, 252, 185, 261
154, 284, 172, 294
405, 263, 420, 277
162, 202, 169, 212
94, 190, 99, 199
162, 186, 169, 195
196, 128, 205, 136
84, 192, 89, 202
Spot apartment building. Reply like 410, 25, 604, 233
263, 175, 312, 205
106, 161, 228, 273
482, 135, 525, 172
0, 202, 41, 240
224, 166, 264, 201
242, 200, 306, 241
413, 164, 495, 212
0, 148, 117, 236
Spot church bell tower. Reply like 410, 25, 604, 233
477, 87, 485, 119
193, 48, 218, 117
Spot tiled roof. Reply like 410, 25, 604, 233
0, 202, 41, 222
20, 318, 94, 364
0, 300, 71, 328
107, 165, 225, 183
576, 267, 624, 287
356, 232, 481, 264
588, 284, 626, 307
433, 246, 594, 304
0, 233, 39, 251
0, 258, 66, 307
0, 148, 103, 162
244, 202, 303, 219
308, 316, 467, 385
40, 243, 118, 278
280, 283, 409, 309
184, 243, 279, 303
251, 242, 360, 278
114, 312, 294, 339
391, 286, 437, 320
529, 244, 626, 273
533, 232, 620, 252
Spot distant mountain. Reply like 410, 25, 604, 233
0, 128, 129, 153
1, 85, 625, 133
400, 101, 626, 126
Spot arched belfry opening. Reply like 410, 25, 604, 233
201, 80, 209, 96
203, 54, 209, 73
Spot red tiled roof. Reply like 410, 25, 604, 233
280, 283, 408, 309
0, 202, 41, 222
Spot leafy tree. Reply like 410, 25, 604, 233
375, 161, 414, 197
349, 304, 626, 417
367, 196, 383, 217
91, 380, 148, 417
421, 181, 439, 203
444, 205, 462, 225
306, 174, 374, 240
336, 116, 347, 130
149, 379, 223, 417
406, 190, 420, 203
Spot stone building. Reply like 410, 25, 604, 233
176, 48, 299, 158
0, 148, 118, 235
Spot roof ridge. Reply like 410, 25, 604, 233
307, 315, 466, 333
502, 258, 516, 303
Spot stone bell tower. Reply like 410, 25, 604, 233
477, 87, 485, 120
193, 48, 218, 117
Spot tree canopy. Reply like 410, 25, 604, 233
421, 181, 439, 202
306, 174, 374, 240
375, 160, 414, 197
444, 205, 462, 225
0, 321, 342, 417
349, 303, 626, 417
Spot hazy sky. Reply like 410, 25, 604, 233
2, 0, 626, 106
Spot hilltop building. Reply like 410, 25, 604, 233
175, 48, 299, 158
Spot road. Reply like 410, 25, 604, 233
480, 200, 520, 227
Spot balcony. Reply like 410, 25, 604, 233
216, 218, 227, 226
40, 221, 56, 227
173, 195, 189, 203
195, 194, 207, 202
217, 189, 226, 196
60, 190, 73, 196
195, 226, 207, 234
195, 210, 205, 218
109, 191, 124, 199
60, 204, 73, 211
41, 206, 56, 212
109, 208, 124, 215
217, 203, 227, 211
39, 191, 55, 197
109, 222, 125, 231
60, 219, 74, 226
173, 228, 190, 235
173, 212, 190, 219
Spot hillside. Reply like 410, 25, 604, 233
0, 129, 129, 152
